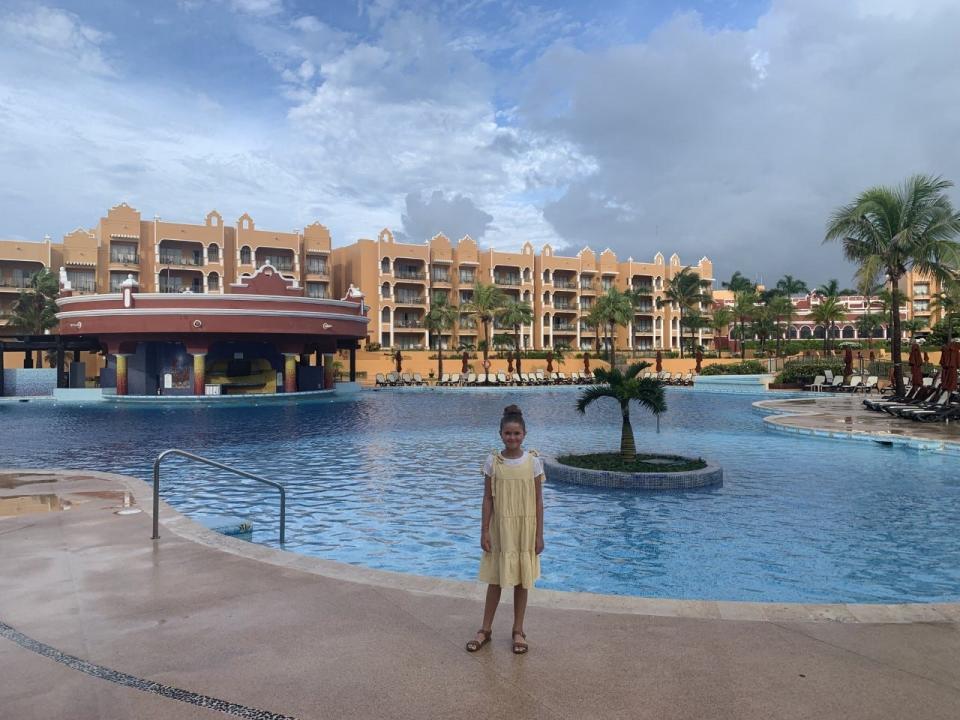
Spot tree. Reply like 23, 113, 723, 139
855, 314, 883, 347
732, 290, 758, 359
775, 275, 808, 296
594, 288, 634, 366
721, 271, 755, 293
767, 295, 794, 356
575, 362, 666, 459
424, 295, 458, 379
751, 305, 776, 353
463, 282, 506, 368
709, 306, 733, 356
499, 299, 533, 371
825, 174, 960, 394
815, 279, 841, 298
658, 268, 710, 358
810, 296, 846, 354
10, 268, 60, 367
901, 318, 927, 342
929, 275, 960, 343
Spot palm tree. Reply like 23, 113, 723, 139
815, 278, 842, 298
901, 318, 927, 343
775, 275, 808, 296
424, 295, 458, 379
463, 282, 506, 368
594, 288, 634, 366
721, 271, 755, 293
575, 362, 666, 459
499, 299, 533, 371
10, 269, 60, 367
709, 306, 733, 356
732, 290, 758, 359
929, 275, 960, 343
825, 174, 960, 394
658, 268, 710, 358
767, 295, 794, 356
751, 305, 776, 354
810, 296, 846, 354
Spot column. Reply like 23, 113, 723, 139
349, 346, 356, 382
192, 353, 206, 395
115, 354, 129, 396
283, 353, 298, 393
389, 307, 395, 348
323, 353, 335, 389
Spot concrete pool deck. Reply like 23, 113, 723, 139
2, 470, 960, 719
757, 394, 960, 451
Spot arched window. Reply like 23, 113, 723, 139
800, 326, 812, 339
381, 307, 390, 322
842, 325, 855, 339
788, 326, 798, 339
381, 257, 390, 274
207, 272, 220, 291
240, 246, 251, 264
523, 267, 531, 282
381, 282, 391, 298
813, 326, 825, 339
208, 243, 220, 262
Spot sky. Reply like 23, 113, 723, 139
1, 0, 959, 287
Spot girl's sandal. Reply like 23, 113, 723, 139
465, 629, 492, 653
512, 630, 528, 654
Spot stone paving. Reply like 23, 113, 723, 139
2, 469, 960, 719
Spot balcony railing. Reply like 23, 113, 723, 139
632, 284, 653, 294
160, 253, 202, 267
494, 275, 521, 286
0, 277, 31, 289
459, 319, 477, 329
634, 326, 654, 333
395, 294, 425, 304
635, 304, 654, 312
394, 319, 424, 328
306, 261, 328, 274
431, 272, 450, 282
459, 273, 476, 283
70, 280, 97, 293
306, 288, 328, 299
600, 283, 615, 292
395, 269, 426, 280
553, 301, 575, 310
553, 280, 576, 289
110, 252, 139, 264
553, 323, 576, 331
160, 282, 202, 294
579, 281, 595, 291
259, 257, 294, 271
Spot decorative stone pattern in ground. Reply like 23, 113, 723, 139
543, 457, 723, 490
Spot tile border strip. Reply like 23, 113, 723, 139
0, 620, 297, 720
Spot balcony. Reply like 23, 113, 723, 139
69, 279, 97, 294
258, 255, 294, 271
305, 260, 329, 276
459, 317, 477, 329
306, 287, 329, 299
494, 274, 521, 286
553, 323, 576, 332
159, 252, 203, 267
395, 293, 425, 305
431, 272, 451, 283
632, 284, 653, 294
110, 251, 139, 265
394, 319, 424, 329
0, 276, 32, 290
459, 273, 476, 284
395, 268, 426, 281
553, 279, 576, 289
553, 301, 575, 310
634, 326, 654, 334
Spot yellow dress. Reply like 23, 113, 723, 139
478, 450, 541, 589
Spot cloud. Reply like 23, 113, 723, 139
524, 0, 960, 284
0, 5, 115, 76
400, 191, 493, 242
229, 0, 283, 17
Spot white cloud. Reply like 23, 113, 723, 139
1, 5, 115, 76
230, 0, 283, 17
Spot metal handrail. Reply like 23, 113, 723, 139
152, 449, 286, 544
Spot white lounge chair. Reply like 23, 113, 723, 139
466, 372, 477, 385
511, 373, 522, 385
375, 373, 387, 386
497, 372, 509, 385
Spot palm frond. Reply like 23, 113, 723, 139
575, 385, 618, 414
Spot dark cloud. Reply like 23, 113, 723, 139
526, 1, 960, 285
400, 190, 494, 242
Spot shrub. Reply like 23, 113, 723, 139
774, 360, 845, 384
366, 342, 381, 351
699, 360, 766, 375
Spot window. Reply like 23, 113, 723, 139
914, 283, 929, 297
240, 246, 252, 264
208, 244, 220, 262
208, 272, 220, 291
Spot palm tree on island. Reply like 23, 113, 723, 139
576, 361, 666, 459
825, 174, 960, 394
424, 295, 458, 380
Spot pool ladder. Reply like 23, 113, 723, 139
151, 449, 286, 544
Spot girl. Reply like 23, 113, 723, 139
465, 404, 545, 655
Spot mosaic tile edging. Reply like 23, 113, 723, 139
10, 467, 957, 625
0, 620, 297, 720
542, 456, 722, 490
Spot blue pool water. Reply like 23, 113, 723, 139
2, 388, 959, 603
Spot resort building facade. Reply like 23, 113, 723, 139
331, 230, 717, 352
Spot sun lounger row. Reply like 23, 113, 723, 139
863, 376, 960, 422
639, 371, 695, 386
375, 371, 596, 387
804, 374, 878, 393
375, 372, 428, 386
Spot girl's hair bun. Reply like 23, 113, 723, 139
500, 404, 526, 430
503, 404, 523, 417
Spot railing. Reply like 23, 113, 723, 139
632, 285, 653, 294
431, 273, 450, 282
260, 257, 294, 271
395, 269, 425, 280
459, 320, 477, 329
152, 449, 286, 544
553, 302, 575, 310
494, 276, 521, 286
110, 253, 139, 264
306, 262, 328, 274
553, 323, 576, 331
71, 280, 97, 292
0, 277, 31, 289
306, 289, 328, 299
579, 282, 595, 291
553, 280, 576, 289
160, 283, 202, 294
395, 320, 424, 328
160, 254, 202, 267
395, 294, 425, 304
459, 274, 475, 284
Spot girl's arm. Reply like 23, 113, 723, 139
535, 473, 544, 555
480, 474, 493, 552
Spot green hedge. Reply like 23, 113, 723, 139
774, 360, 845, 384
699, 360, 766, 375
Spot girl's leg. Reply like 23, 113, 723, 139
512, 586, 528, 636
473, 584, 502, 643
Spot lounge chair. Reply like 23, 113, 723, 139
536, 371, 547, 385
437, 373, 450, 386
824, 369, 834, 383
401, 372, 414, 386
837, 376, 862, 392
511, 372, 522, 385
412, 373, 425, 386
671, 372, 683, 385
466, 372, 477, 385
375, 373, 387, 387
549, 372, 561, 384
386, 372, 400, 386
641, 371, 652, 380
449, 373, 461, 386
497, 372, 509, 385
858, 375, 878, 394
891, 390, 952, 419
519, 372, 531, 385
804, 374, 825, 392
823, 376, 844, 391
557, 372, 569, 384
681, 372, 694, 386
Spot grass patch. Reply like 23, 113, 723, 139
556, 453, 706, 473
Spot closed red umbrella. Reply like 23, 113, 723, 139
943, 343, 959, 392
909, 343, 923, 387
843, 347, 853, 376
394, 349, 402, 374
695, 349, 703, 374
546, 350, 554, 373
461, 351, 469, 374
583, 352, 591, 374
655, 350, 663, 373
506, 350, 514, 374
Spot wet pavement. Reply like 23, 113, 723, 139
2, 469, 960, 720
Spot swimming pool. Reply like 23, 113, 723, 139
2, 388, 959, 603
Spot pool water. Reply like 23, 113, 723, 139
2, 388, 959, 603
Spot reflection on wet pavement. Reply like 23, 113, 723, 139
0, 495, 72, 517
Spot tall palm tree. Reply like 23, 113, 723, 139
594, 288, 634, 366
658, 268, 710, 358
732, 290, 758, 359
709, 306, 733, 356
929, 275, 960, 343
767, 295, 794, 356
815, 278, 842, 298
810, 296, 846, 354
463, 282, 506, 367
499, 299, 533, 370
751, 305, 776, 353
424, 295, 458, 379
585, 304, 604, 353
775, 275, 808, 296
825, 174, 960, 394
10, 269, 60, 367
575, 362, 666, 459
721, 271, 755, 293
